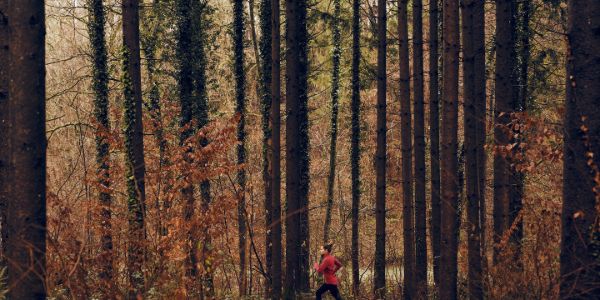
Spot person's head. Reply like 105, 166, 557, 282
320, 242, 333, 255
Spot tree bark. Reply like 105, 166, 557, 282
141, 0, 169, 236
350, 0, 361, 296
270, 0, 282, 296
122, 0, 147, 297
259, 0, 273, 295
461, 0, 484, 297
560, 0, 600, 298
374, 0, 387, 296
439, 0, 460, 298
428, 0, 441, 288
6, 1, 46, 298
399, 0, 415, 298
88, 0, 114, 295
412, 0, 427, 295
323, 0, 341, 243
189, 1, 214, 296
493, 0, 515, 262
473, 0, 486, 272
175, 0, 198, 293
233, 0, 248, 294
0, 0, 9, 268
284, 0, 310, 296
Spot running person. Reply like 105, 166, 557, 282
313, 243, 343, 300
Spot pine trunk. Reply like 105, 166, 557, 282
493, 0, 515, 262
428, 0, 441, 288
6, 1, 46, 298
175, 0, 198, 293
270, 0, 282, 296
233, 0, 248, 294
350, 0, 361, 295
473, 0, 486, 271
259, 0, 273, 295
461, 0, 484, 297
141, 0, 169, 235
284, 0, 310, 296
88, 0, 114, 295
122, 0, 147, 297
412, 0, 427, 295
0, 0, 9, 267
399, 0, 415, 298
439, 0, 459, 298
323, 0, 341, 243
374, 0, 387, 296
560, 0, 600, 297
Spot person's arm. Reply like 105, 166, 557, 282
333, 257, 342, 272
315, 257, 330, 274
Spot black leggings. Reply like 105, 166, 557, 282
316, 283, 342, 300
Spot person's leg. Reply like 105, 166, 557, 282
316, 284, 328, 300
329, 284, 342, 300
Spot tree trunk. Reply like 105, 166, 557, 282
259, 0, 273, 295
461, 0, 484, 297
374, 0, 387, 296
284, 0, 310, 296
88, 0, 114, 295
493, 0, 515, 262
473, 0, 486, 273
428, 0, 441, 288
0, 0, 9, 268
439, 0, 459, 298
6, 1, 46, 298
122, 0, 147, 297
560, 0, 600, 298
510, 0, 531, 258
350, 0, 361, 296
270, 0, 282, 296
399, 0, 415, 298
412, 0, 427, 295
141, 0, 169, 236
175, 0, 198, 294
189, 1, 214, 296
233, 0, 248, 294
323, 0, 341, 243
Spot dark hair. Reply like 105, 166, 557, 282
323, 242, 333, 253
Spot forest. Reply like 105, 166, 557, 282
0, 0, 598, 299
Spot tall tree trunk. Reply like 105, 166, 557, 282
259, 0, 273, 295
323, 0, 341, 243
399, 0, 415, 298
122, 0, 147, 297
0, 0, 9, 268
270, 0, 282, 296
440, 0, 459, 298
560, 0, 600, 298
175, 0, 198, 293
141, 0, 169, 236
461, 0, 484, 297
473, 0, 486, 273
350, 0, 361, 296
189, 1, 214, 296
510, 0, 530, 258
412, 0, 427, 295
428, 0, 441, 288
88, 0, 113, 295
233, 0, 248, 294
6, 1, 46, 298
284, 0, 310, 296
493, 0, 515, 263
374, 0, 387, 296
